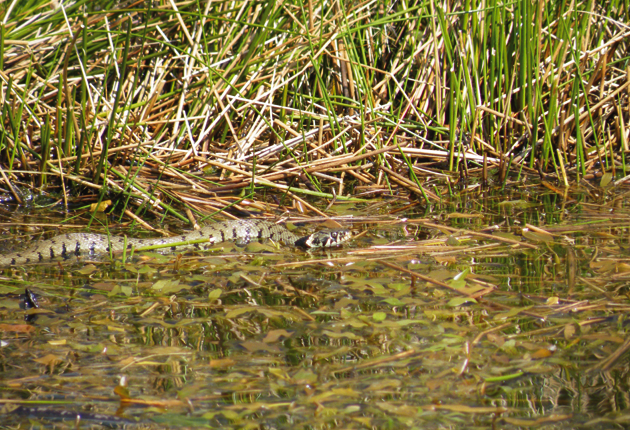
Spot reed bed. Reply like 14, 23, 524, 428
0, 0, 628, 222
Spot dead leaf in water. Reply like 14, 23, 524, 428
209, 358, 235, 368
263, 329, 293, 343
531, 349, 554, 359
90, 200, 111, 212
33, 354, 64, 367
0, 324, 36, 333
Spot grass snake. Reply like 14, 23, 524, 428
0, 219, 351, 266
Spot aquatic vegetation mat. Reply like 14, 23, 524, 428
1, 185, 630, 428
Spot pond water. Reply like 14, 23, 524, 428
1, 183, 630, 429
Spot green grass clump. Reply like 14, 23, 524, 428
0, 0, 627, 221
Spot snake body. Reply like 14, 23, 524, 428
1, 220, 351, 266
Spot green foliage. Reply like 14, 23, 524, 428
0, 1, 627, 217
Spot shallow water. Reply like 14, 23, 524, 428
1, 184, 630, 428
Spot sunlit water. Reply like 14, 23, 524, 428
1, 184, 630, 428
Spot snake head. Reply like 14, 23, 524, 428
294, 229, 352, 249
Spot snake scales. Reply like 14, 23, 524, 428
0, 219, 351, 266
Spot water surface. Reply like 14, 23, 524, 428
1, 184, 629, 428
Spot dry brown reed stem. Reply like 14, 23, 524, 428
380, 260, 491, 298
380, 166, 437, 200
415, 222, 539, 250
589, 337, 630, 372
